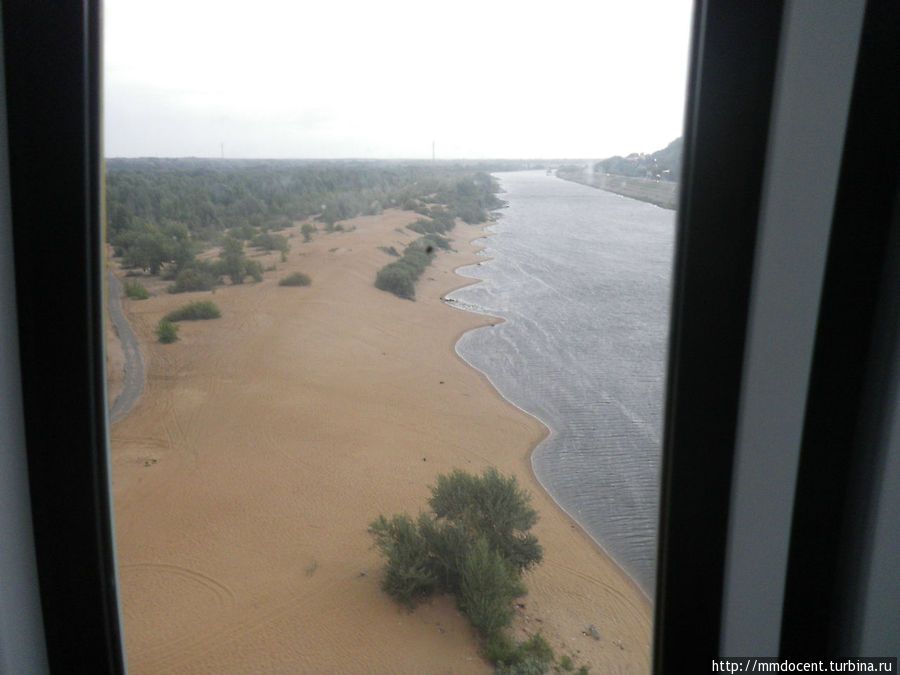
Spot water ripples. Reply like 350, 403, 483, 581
449, 170, 675, 594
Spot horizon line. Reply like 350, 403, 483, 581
104, 156, 601, 162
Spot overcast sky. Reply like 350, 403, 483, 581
104, 0, 694, 159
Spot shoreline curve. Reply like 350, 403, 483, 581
446, 228, 652, 602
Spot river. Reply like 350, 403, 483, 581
447, 170, 675, 594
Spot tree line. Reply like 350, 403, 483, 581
106, 159, 505, 292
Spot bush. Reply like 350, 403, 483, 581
167, 267, 219, 293
227, 224, 258, 241
164, 300, 221, 322
407, 218, 437, 235
301, 223, 316, 242
370, 468, 542, 650
429, 467, 542, 574
374, 264, 416, 299
123, 279, 149, 300
423, 234, 451, 251
407, 211, 456, 236
244, 259, 264, 282
155, 319, 178, 343
378, 246, 400, 257
279, 272, 312, 287
266, 215, 292, 231
368, 514, 438, 607
518, 634, 554, 664
483, 634, 522, 668
398, 247, 431, 274
485, 633, 555, 673
458, 537, 523, 638
219, 236, 247, 285
251, 231, 289, 256
455, 203, 488, 225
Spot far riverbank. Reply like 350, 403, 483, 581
557, 169, 678, 210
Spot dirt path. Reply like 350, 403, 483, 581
107, 271, 144, 423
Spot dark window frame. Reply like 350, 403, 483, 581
3, 2, 125, 672
4, 0, 897, 671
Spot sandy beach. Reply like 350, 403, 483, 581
108, 209, 652, 673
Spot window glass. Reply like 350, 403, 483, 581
104, 1, 692, 671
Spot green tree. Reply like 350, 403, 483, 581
458, 537, 525, 638
374, 265, 416, 299
168, 266, 218, 293
369, 468, 542, 646
429, 467, 542, 574
220, 236, 247, 284
244, 259, 263, 282
124, 230, 170, 275
251, 231, 289, 260
301, 223, 315, 242
368, 514, 438, 607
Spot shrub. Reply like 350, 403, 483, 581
155, 319, 178, 343
164, 300, 221, 322
368, 514, 438, 607
227, 224, 258, 241
301, 223, 316, 242
431, 210, 456, 232
266, 215, 292, 231
374, 264, 416, 299
378, 246, 400, 257
370, 468, 543, 655
123, 279, 149, 300
408, 212, 456, 235
485, 633, 555, 673
518, 634, 554, 664
429, 467, 542, 574
399, 247, 431, 274
455, 203, 488, 224
279, 272, 312, 287
167, 267, 218, 293
219, 236, 247, 285
483, 634, 522, 668
244, 259, 264, 283
407, 218, 437, 235
458, 537, 523, 638
423, 234, 451, 251
251, 231, 289, 256
416, 514, 469, 592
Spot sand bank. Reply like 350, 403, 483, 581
109, 209, 652, 673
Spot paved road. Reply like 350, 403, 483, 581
107, 271, 144, 423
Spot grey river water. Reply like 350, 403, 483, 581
447, 170, 675, 594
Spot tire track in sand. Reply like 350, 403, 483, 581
131, 573, 338, 673
121, 562, 236, 606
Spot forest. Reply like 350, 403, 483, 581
106, 159, 508, 291
593, 137, 683, 182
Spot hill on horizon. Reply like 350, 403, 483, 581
594, 137, 683, 182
